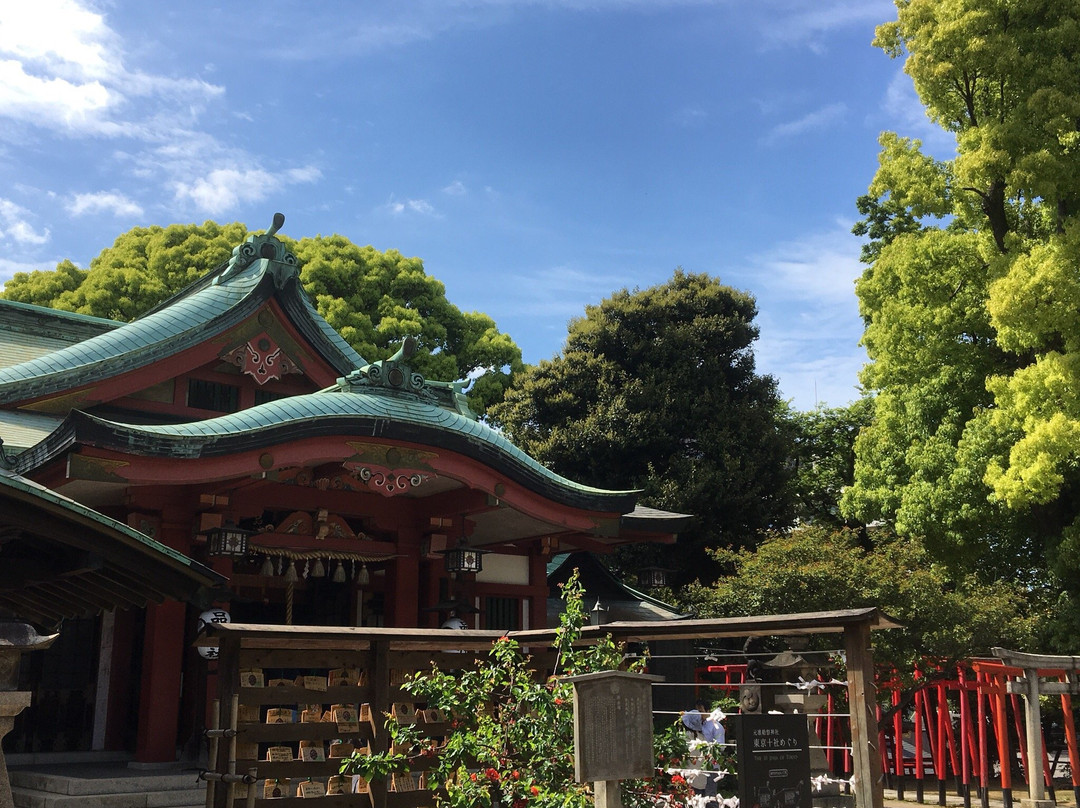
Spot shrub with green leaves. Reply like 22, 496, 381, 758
341, 571, 699, 807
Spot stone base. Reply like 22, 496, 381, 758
1020, 800, 1055, 808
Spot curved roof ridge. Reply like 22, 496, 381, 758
0, 258, 269, 400
0, 255, 367, 406
25, 389, 639, 512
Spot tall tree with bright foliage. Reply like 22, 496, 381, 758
846, 0, 1080, 643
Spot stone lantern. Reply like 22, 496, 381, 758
0, 621, 58, 807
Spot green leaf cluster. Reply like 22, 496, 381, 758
340, 572, 678, 808
846, 0, 1080, 644
682, 525, 1037, 678
1, 222, 522, 414
489, 270, 795, 581
789, 399, 874, 528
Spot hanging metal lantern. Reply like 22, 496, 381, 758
205, 525, 250, 558
636, 566, 673, 589
439, 537, 488, 574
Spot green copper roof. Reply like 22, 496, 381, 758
0, 224, 365, 406
22, 387, 638, 513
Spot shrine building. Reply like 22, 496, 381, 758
0, 219, 688, 764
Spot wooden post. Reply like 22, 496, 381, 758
369, 639, 390, 808
844, 620, 885, 808
212, 636, 239, 808
134, 599, 187, 763
594, 780, 623, 808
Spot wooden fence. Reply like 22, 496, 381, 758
200, 608, 899, 808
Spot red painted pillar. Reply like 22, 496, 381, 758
133, 509, 193, 764
134, 599, 187, 762
388, 529, 420, 626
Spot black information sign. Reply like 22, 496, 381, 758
737, 713, 812, 808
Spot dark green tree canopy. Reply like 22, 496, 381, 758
682, 525, 1037, 677
490, 270, 795, 582
1, 222, 522, 414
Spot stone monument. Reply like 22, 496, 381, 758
565, 670, 663, 808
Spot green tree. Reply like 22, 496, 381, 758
2, 222, 521, 414
845, 1, 1080, 647
682, 525, 1037, 677
490, 270, 795, 582
789, 398, 874, 528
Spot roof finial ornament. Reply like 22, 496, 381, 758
215, 212, 297, 286
266, 212, 285, 238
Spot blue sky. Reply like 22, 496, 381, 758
0, 0, 953, 410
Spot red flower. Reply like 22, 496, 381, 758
486, 768, 500, 781
671, 774, 686, 785
530, 786, 540, 796
554, 697, 564, 705
470, 773, 478, 782
511, 770, 520, 779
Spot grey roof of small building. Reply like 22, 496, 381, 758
0, 299, 120, 370
0, 410, 64, 452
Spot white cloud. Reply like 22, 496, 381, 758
500, 264, 640, 318
732, 222, 868, 409
0, 198, 50, 245
746, 222, 862, 304
0, 0, 116, 81
174, 165, 322, 216
0, 1, 221, 136
758, 1, 893, 53
67, 191, 144, 218
763, 102, 847, 145
443, 180, 467, 196
286, 166, 323, 184
673, 105, 707, 127
382, 196, 440, 217
0, 0, 302, 220
877, 69, 957, 159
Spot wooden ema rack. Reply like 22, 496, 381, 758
202, 623, 504, 808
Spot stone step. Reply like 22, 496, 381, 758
11, 784, 205, 808
9, 766, 206, 808
10, 769, 202, 795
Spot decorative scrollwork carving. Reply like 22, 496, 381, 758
352, 465, 431, 497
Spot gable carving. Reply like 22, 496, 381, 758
221, 333, 302, 385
